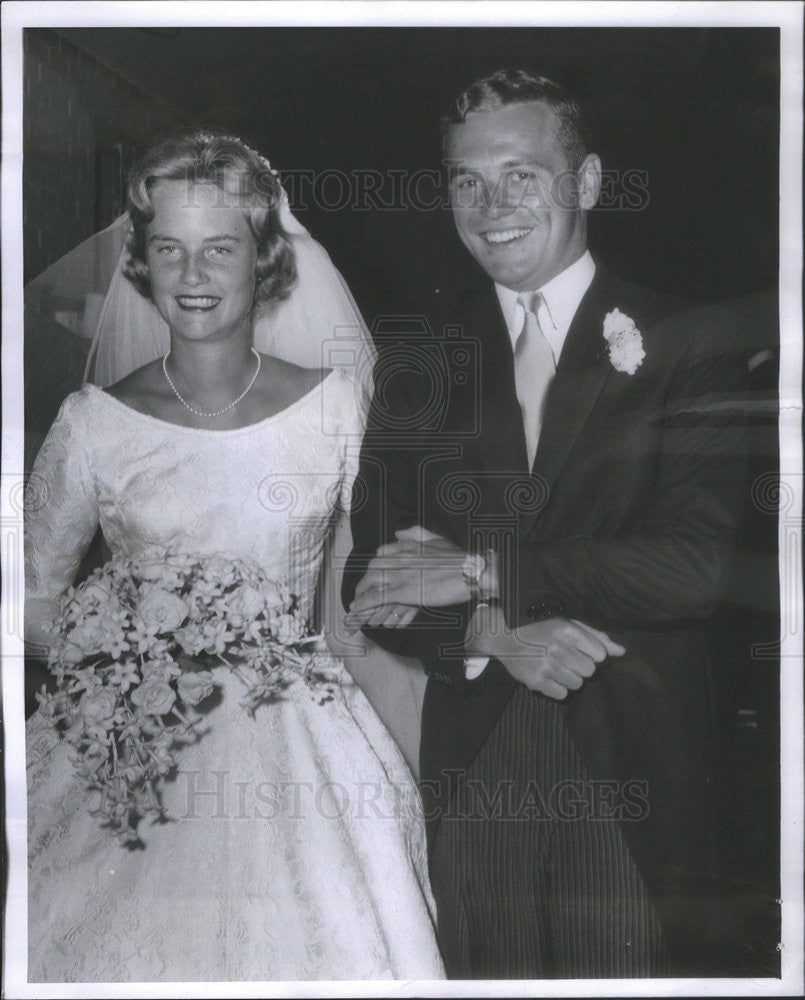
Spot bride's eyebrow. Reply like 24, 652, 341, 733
148, 233, 242, 243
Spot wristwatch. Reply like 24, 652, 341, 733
461, 553, 486, 602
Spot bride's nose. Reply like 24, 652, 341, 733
181, 252, 209, 286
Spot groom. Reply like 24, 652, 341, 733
343, 69, 747, 978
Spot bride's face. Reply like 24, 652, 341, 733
145, 179, 258, 343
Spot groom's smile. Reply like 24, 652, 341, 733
445, 101, 600, 292
480, 226, 534, 245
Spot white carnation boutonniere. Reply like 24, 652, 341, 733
603, 308, 645, 375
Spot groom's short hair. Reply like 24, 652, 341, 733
441, 68, 591, 170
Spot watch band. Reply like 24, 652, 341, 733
461, 553, 485, 601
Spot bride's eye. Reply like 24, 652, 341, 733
206, 246, 231, 257
155, 244, 180, 257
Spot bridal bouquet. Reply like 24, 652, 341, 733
36, 551, 339, 845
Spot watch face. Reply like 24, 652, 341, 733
462, 554, 485, 583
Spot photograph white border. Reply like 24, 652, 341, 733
2, 3, 802, 997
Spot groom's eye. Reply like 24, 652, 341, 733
508, 170, 539, 186
451, 175, 484, 207
505, 171, 546, 205
450, 172, 479, 191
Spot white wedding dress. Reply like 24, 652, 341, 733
25, 371, 444, 982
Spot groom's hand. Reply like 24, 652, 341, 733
346, 527, 472, 623
466, 602, 626, 700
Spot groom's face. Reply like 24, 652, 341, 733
446, 101, 598, 291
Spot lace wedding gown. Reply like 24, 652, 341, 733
25, 371, 444, 982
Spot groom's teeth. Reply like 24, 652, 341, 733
177, 296, 220, 309
483, 228, 532, 244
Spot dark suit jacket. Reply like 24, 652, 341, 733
344, 262, 748, 969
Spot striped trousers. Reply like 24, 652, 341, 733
427, 685, 670, 979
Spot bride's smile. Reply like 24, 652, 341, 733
146, 178, 257, 344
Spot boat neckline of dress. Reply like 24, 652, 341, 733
85, 369, 341, 434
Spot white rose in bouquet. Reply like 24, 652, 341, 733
138, 585, 190, 633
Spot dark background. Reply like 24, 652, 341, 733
25, 27, 779, 307
22, 25, 781, 976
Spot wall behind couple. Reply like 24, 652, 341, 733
24, 26, 779, 437
25, 27, 778, 299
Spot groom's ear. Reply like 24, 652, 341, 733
577, 154, 602, 211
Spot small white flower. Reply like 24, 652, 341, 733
274, 612, 304, 645
603, 308, 645, 375
77, 687, 118, 726
129, 678, 176, 716
177, 670, 215, 707
224, 584, 265, 626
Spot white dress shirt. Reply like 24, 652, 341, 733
464, 251, 596, 680
494, 250, 596, 361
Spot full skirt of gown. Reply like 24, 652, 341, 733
24, 377, 444, 982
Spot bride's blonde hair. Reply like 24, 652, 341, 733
123, 128, 297, 306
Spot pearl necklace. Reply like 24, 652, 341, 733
162, 348, 261, 418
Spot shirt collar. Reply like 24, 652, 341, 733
495, 250, 596, 360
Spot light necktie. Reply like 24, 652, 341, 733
514, 290, 556, 469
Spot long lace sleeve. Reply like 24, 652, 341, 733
25, 390, 100, 640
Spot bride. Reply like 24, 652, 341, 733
24, 129, 444, 982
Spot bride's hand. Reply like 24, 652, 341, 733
348, 529, 472, 619
344, 601, 419, 631
466, 602, 626, 700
